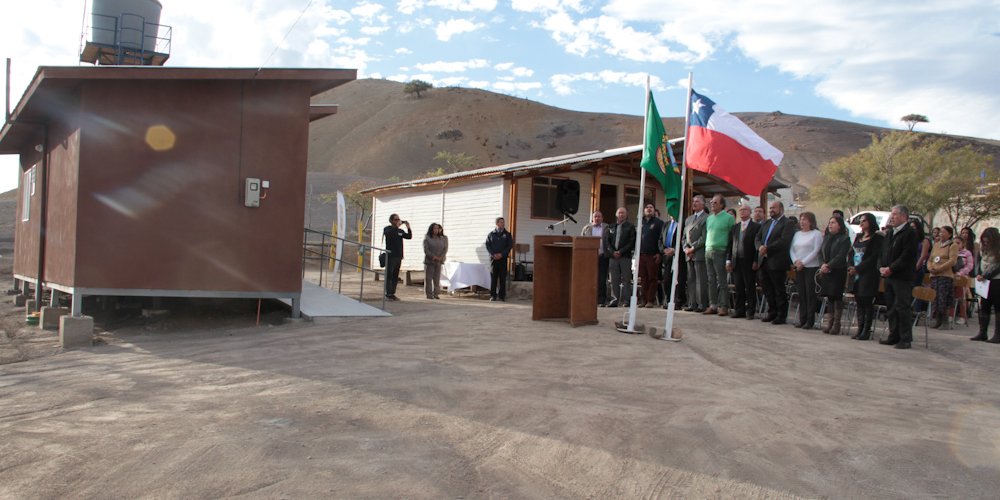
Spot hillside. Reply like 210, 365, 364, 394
309, 79, 1000, 199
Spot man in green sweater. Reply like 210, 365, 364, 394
704, 194, 735, 315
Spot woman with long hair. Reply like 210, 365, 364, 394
790, 212, 823, 329
972, 227, 1000, 342
926, 226, 960, 328
423, 223, 448, 299
818, 216, 853, 335
848, 213, 884, 340
953, 234, 975, 325
961, 226, 980, 274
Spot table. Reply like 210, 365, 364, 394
443, 261, 491, 290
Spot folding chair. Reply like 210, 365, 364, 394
911, 286, 937, 349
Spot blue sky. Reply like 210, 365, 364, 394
2, 0, 999, 192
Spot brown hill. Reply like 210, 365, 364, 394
309, 79, 1000, 200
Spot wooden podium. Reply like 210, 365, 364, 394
532, 235, 599, 327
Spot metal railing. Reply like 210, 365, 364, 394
302, 228, 388, 310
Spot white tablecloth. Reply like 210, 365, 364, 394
442, 261, 491, 290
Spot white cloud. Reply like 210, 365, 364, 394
361, 26, 390, 35
511, 66, 534, 77
597, 0, 1000, 139
551, 71, 670, 95
494, 62, 534, 77
351, 2, 385, 23
428, 0, 498, 12
337, 36, 371, 47
397, 0, 424, 15
395, 47, 414, 54
435, 18, 485, 41
511, 0, 587, 14
492, 81, 544, 93
415, 59, 490, 72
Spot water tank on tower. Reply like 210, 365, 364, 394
80, 0, 172, 66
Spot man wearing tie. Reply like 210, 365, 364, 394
682, 195, 710, 312
658, 214, 679, 309
582, 211, 610, 307
726, 204, 761, 319
754, 201, 798, 324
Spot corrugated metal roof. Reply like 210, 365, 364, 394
359, 137, 789, 196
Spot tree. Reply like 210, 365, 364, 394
810, 131, 992, 219
901, 113, 929, 132
433, 150, 476, 173
933, 146, 998, 229
403, 79, 433, 98
321, 179, 378, 238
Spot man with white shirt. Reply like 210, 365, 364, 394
582, 211, 610, 307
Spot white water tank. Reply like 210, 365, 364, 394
92, 0, 163, 52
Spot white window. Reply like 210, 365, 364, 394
21, 167, 35, 222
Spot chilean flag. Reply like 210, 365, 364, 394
686, 90, 783, 195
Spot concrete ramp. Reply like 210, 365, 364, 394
284, 281, 391, 318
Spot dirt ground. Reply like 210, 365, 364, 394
2, 277, 1000, 499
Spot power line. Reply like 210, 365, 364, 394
255, 0, 315, 76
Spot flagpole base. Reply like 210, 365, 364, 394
614, 319, 645, 334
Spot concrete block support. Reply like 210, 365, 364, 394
41, 307, 70, 330
13, 294, 26, 307
25, 299, 36, 313
59, 315, 94, 348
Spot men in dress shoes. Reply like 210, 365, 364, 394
682, 195, 710, 312
755, 201, 798, 325
726, 204, 760, 319
878, 205, 919, 349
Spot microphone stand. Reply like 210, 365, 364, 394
546, 212, 578, 235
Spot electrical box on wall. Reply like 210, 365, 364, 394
245, 178, 261, 207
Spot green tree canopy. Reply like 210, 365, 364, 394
432, 150, 477, 174
404, 79, 433, 98
811, 131, 995, 223
901, 113, 929, 132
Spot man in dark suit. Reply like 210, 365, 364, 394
879, 205, 919, 349
726, 204, 760, 319
754, 201, 798, 324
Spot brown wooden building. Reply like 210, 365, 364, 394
0, 66, 356, 317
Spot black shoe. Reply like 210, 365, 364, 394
761, 315, 775, 323
683, 306, 694, 312
606, 300, 618, 308
894, 342, 912, 349
746, 314, 756, 320
772, 318, 786, 325
879, 338, 898, 346
489, 296, 498, 302
971, 332, 988, 341
857, 334, 871, 341
802, 322, 814, 330
732, 309, 746, 318
988, 336, 1000, 344
500, 297, 506, 302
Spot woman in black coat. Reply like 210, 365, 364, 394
848, 213, 884, 340
819, 216, 854, 334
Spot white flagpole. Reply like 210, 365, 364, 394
625, 76, 651, 332
662, 72, 694, 340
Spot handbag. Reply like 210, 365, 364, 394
378, 232, 387, 268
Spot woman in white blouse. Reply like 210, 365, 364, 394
790, 212, 824, 329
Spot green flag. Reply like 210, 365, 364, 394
639, 92, 682, 220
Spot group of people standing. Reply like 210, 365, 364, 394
587, 199, 1000, 351
381, 214, 513, 302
